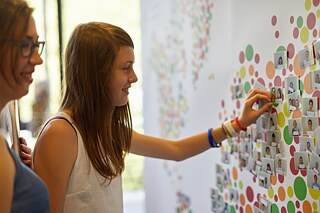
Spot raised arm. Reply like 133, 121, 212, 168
130, 89, 272, 161
32, 120, 77, 213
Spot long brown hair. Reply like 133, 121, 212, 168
61, 22, 133, 182
0, 0, 33, 81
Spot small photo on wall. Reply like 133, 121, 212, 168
267, 114, 278, 131
266, 130, 280, 146
310, 152, 320, 175
287, 91, 301, 112
310, 69, 320, 90
288, 118, 303, 136
270, 86, 283, 103
314, 39, 320, 62
307, 168, 320, 190
254, 197, 271, 213
274, 51, 287, 69
302, 97, 318, 117
302, 116, 318, 136
233, 84, 244, 99
285, 76, 298, 95
276, 158, 287, 175
262, 158, 275, 175
275, 142, 284, 158
299, 46, 315, 68
294, 151, 308, 170
229, 188, 239, 203
299, 136, 315, 154
253, 151, 262, 166
258, 171, 270, 189
261, 142, 276, 159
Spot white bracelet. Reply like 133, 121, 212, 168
223, 119, 238, 137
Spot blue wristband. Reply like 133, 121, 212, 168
208, 128, 221, 148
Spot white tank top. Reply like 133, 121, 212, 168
56, 112, 123, 213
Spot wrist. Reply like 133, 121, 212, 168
235, 117, 247, 131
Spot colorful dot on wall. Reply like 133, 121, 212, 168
278, 174, 285, 183
232, 166, 238, 180
240, 193, 246, 206
287, 43, 295, 59
275, 31, 280, 38
303, 200, 312, 212
268, 186, 274, 198
283, 103, 291, 117
295, 200, 300, 208
245, 44, 254, 61
240, 66, 246, 79
309, 187, 320, 200
317, 8, 320, 18
292, 110, 302, 118
293, 136, 299, 144
287, 186, 294, 198
278, 112, 285, 128
304, 73, 312, 94
290, 145, 296, 156
230, 205, 236, 213
299, 79, 304, 96
316, 0, 320, 7
313, 201, 318, 210
290, 157, 299, 175
294, 54, 306, 76
246, 186, 254, 202
274, 194, 278, 202
244, 82, 251, 94
249, 64, 254, 76
274, 75, 282, 87
270, 175, 277, 186
297, 16, 303, 28
307, 12, 316, 30
266, 61, 275, 79
239, 180, 243, 190
271, 204, 279, 213
290, 16, 294, 24
293, 27, 300, 39
283, 126, 293, 145
245, 204, 252, 213
300, 168, 307, 177
300, 26, 309, 43
236, 100, 241, 109
287, 200, 295, 213
281, 206, 287, 213
271, 15, 277, 26
305, 0, 312, 10
278, 186, 286, 201
313, 29, 318, 37
254, 54, 260, 64
294, 176, 307, 201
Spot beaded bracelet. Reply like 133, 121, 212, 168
208, 128, 221, 148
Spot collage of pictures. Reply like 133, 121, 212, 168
213, 40, 320, 213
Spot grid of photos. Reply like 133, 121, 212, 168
215, 40, 320, 209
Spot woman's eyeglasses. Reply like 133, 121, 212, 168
8, 38, 45, 58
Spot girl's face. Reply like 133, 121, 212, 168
1, 16, 43, 104
109, 46, 138, 107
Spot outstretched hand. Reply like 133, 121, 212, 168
238, 89, 273, 128
19, 137, 32, 167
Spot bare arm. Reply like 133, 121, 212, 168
32, 120, 77, 213
0, 137, 15, 213
130, 89, 272, 161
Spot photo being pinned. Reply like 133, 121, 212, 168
270, 86, 283, 104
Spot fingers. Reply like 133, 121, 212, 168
20, 143, 32, 155
246, 93, 271, 107
255, 102, 273, 116
19, 137, 27, 146
246, 88, 270, 100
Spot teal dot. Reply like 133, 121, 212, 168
244, 82, 251, 94
283, 126, 293, 145
230, 205, 236, 213
234, 182, 237, 188
297, 16, 303, 28
299, 80, 304, 96
287, 201, 295, 213
245, 45, 254, 61
271, 204, 279, 213
294, 177, 307, 201
276, 46, 286, 52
